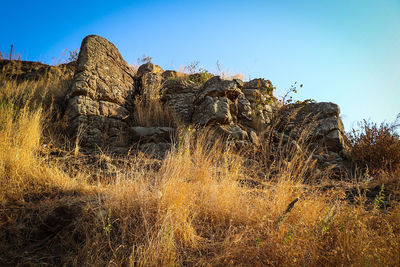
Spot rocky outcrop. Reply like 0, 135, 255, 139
0, 35, 352, 176
64, 35, 136, 150
59, 35, 349, 174
0, 59, 75, 83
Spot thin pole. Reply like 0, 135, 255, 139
9, 44, 13, 60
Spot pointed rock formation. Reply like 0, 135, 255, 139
64, 35, 136, 151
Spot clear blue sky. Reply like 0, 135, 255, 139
1, 0, 399, 131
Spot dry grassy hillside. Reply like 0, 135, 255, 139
0, 60, 400, 266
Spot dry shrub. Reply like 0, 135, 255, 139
348, 120, 400, 173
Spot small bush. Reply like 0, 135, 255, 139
66, 48, 79, 63
137, 53, 152, 64
347, 120, 400, 173
183, 61, 213, 84
187, 70, 213, 84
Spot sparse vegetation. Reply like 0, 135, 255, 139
184, 60, 201, 74
0, 63, 399, 266
180, 60, 244, 85
137, 54, 153, 64
215, 59, 245, 80
66, 48, 79, 63
182, 60, 213, 84
0, 48, 22, 60
281, 81, 315, 107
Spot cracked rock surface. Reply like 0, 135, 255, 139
65, 35, 136, 150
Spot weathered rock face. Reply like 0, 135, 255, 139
160, 79, 200, 124
136, 62, 164, 97
64, 35, 136, 150
68, 35, 136, 105
277, 102, 350, 175
278, 102, 348, 153
192, 76, 242, 125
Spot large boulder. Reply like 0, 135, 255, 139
278, 102, 348, 153
136, 62, 164, 98
64, 35, 136, 150
68, 35, 136, 104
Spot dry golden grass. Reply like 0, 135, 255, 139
0, 61, 73, 108
0, 65, 399, 266
133, 96, 179, 127
0, 69, 88, 204
0, 103, 95, 204
218, 70, 245, 81
72, 129, 400, 266
215, 60, 245, 80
